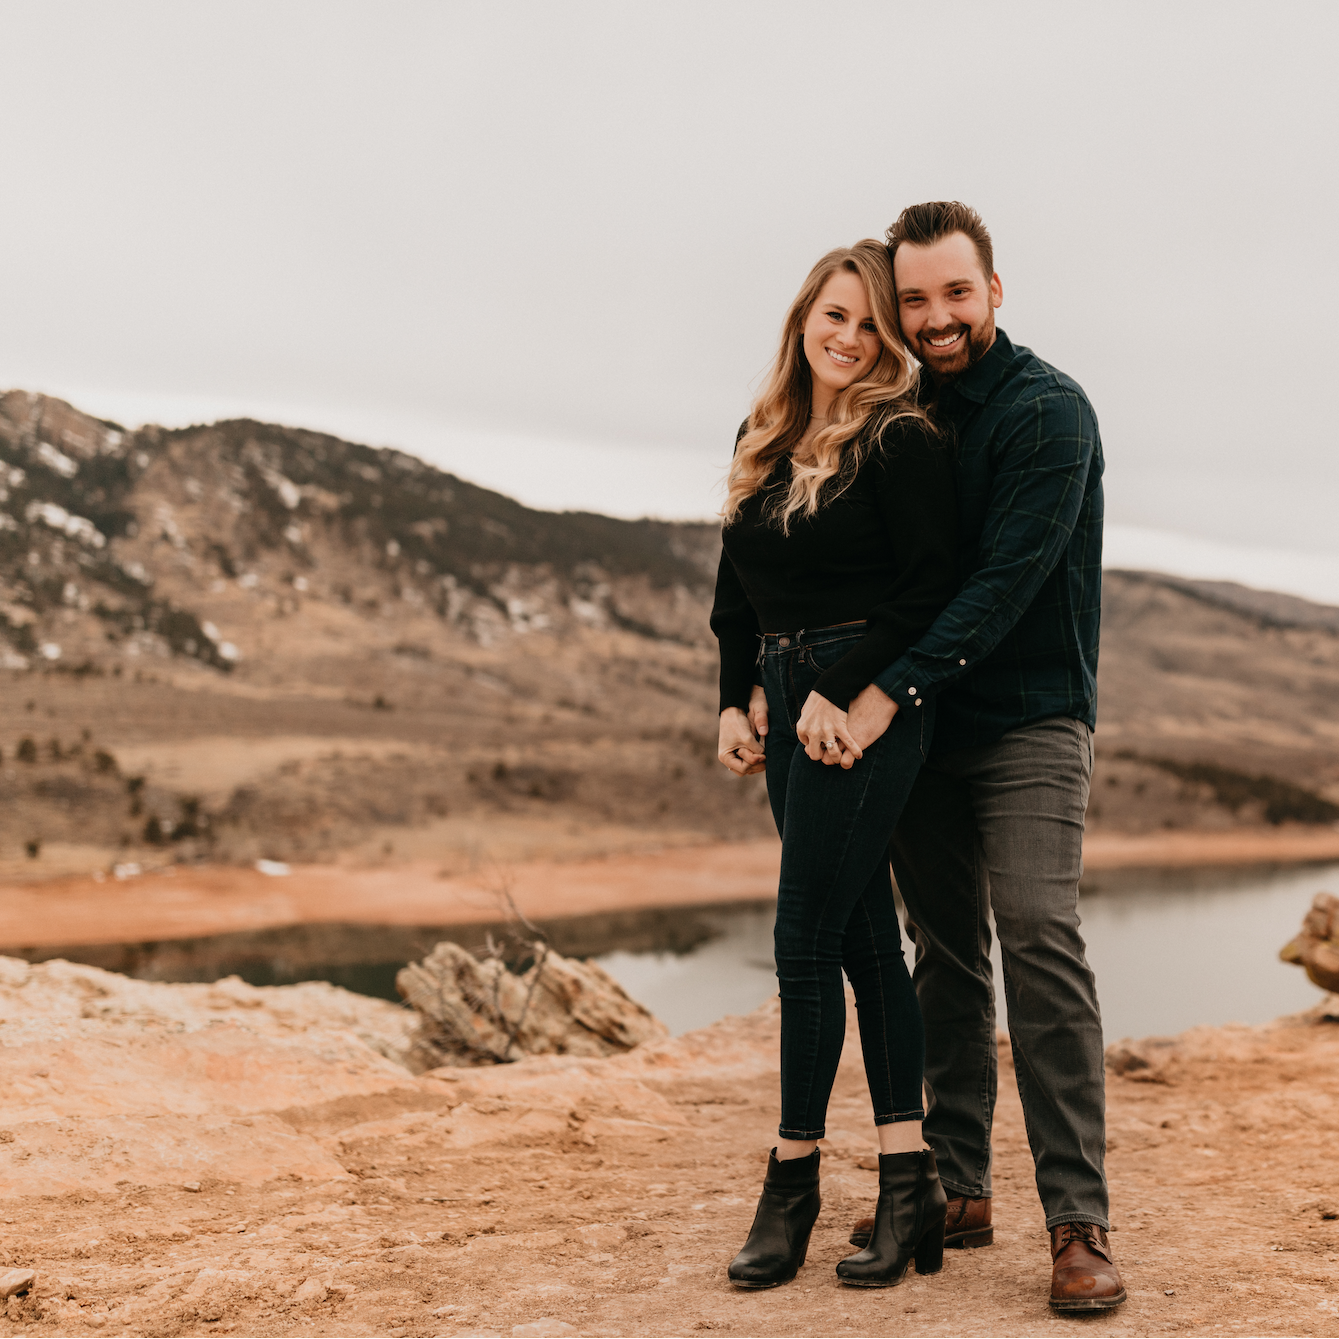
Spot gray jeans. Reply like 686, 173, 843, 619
890, 715, 1108, 1230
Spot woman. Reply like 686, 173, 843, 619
711, 240, 958, 1290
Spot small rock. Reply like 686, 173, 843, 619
199, 1303, 225, 1322
1280, 892, 1339, 993
1165, 1289, 1176, 1296
182, 1181, 202, 1193
293, 1278, 327, 1305
0, 1269, 36, 1300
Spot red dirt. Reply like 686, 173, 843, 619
2, 952, 1339, 1338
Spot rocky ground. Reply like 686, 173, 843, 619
2, 956, 1338, 1338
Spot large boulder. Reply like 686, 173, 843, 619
1280, 892, 1339, 993
396, 941, 667, 1070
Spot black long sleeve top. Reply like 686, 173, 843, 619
710, 418, 959, 713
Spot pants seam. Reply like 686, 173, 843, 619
1045, 1213, 1110, 1231
784, 743, 879, 1136
872, 1109, 925, 1125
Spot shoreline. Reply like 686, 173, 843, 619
2, 825, 1338, 953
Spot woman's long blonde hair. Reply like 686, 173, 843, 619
724, 240, 925, 532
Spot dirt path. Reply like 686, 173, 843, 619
6, 827, 1339, 952
2, 954, 1338, 1338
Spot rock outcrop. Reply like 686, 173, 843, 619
1279, 891, 1339, 993
396, 940, 668, 1069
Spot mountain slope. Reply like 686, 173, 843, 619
1, 390, 1337, 879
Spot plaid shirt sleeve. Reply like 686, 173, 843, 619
872, 387, 1099, 708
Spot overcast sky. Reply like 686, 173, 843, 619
1, 2, 1336, 578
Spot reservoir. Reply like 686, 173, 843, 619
6, 861, 1334, 1046
595, 860, 1339, 1041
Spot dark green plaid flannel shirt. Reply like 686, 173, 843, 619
872, 329, 1104, 754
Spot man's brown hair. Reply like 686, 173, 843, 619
886, 201, 994, 283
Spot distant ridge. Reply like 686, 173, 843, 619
1106, 569, 1339, 634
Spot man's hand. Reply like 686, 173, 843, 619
834, 683, 900, 767
795, 691, 862, 766
718, 706, 766, 776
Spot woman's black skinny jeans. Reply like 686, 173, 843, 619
760, 624, 930, 1141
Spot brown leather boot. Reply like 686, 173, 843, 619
1049, 1222, 1126, 1311
849, 1194, 992, 1250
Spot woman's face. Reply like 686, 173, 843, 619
801, 269, 883, 407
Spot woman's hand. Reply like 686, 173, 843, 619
747, 683, 769, 744
718, 706, 766, 776
796, 691, 862, 766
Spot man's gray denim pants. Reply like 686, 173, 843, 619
890, 714, 1109, 1230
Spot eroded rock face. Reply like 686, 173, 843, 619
0, 955, 418, 1196
1280, 892, 1339, 993
396, 941, 668, 1070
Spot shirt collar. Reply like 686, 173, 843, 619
936, 327, 1016, 406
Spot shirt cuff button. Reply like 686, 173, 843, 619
915, 698, 923, 706
959, 659, 967, 666
908, 687, 917, 695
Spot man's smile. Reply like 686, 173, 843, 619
925, 329, 964, 350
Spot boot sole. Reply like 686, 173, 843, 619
848, 1227, 993, 1250
1050, 1289, 1127, 1312
730, 1275, 795, 1290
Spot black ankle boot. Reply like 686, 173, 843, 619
727, 1148, 821, 1289
835, 1148, 946, 1288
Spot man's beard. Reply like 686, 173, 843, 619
918, 310, 996, 382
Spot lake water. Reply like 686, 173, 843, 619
595, 861, 1339, 1042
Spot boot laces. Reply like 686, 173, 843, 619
1054, 1222, 1106, 1259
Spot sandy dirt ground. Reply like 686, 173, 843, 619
2, 955, 1339, 1339
6, 827, 1339, 951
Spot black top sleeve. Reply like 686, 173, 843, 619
809, 422, 958, 709
709, 548, 762, 714
709, 418, 762, 713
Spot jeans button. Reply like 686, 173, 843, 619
779, 636, 790, 647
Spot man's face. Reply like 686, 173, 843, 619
893, 232, 1002, 381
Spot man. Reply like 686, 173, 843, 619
837, 201, 1123, 1311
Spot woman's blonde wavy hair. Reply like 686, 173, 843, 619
724, 240, 925, 532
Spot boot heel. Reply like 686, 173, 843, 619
914, 1221, 945, 1275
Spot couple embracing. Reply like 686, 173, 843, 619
712, 201, 1123, 1312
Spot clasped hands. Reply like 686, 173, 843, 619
717, 682, 900, 775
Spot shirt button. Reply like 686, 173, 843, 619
959, 659, 967, 666
915, 698, 923, 706
908, 687, 917, 695
779, 636, 790, 647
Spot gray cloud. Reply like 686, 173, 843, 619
0, 1, 1334, 544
